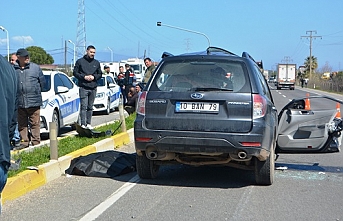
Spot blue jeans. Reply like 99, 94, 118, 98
12, 123, 20, 142
79, 87, 97, 126
0, 164, 8, 215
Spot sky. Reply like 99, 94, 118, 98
1, 0, 343, 72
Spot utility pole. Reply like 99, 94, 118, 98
64, 40, 67, 73
185, 38, 191, 52
76, 0, 86, 58
281, 56, 292, 64
301, 30, 322, 79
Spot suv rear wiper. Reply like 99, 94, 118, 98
191, 87, 233, 92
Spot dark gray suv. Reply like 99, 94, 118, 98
134, 47, 342, 185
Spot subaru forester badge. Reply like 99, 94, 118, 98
191, 93, 203, 99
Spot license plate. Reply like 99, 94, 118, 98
175, 102, 219, 113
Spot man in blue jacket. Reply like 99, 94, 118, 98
13, 48, 46, 149
0, 54, 18, 214
73, 45, 102, 129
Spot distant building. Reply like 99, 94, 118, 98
39, 64, 58, 70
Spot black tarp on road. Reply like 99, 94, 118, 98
65, 150, 136, 178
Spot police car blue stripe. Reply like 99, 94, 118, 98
60, 98, 80, 118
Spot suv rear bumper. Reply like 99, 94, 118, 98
134, 126, 272, 163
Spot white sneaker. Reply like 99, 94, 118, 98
81, 125, 87, 129
86, 124, 93, 129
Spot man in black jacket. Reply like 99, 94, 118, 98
14, 48, 46, 149
0, 54, 18, 213
73, 45, 102, 129
124, 64, 135, 101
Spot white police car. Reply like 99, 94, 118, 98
93, 74, 121, 114
40, 71, 80, 135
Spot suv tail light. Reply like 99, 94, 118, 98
253, 94, 267, 119
137, 91, 147, 116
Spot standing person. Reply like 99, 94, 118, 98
14, 48, 46, 149
135, 84, 142, 96
117, 66, 127, 103
143, 57, 155, 83
73, 45, 102, 129
10, 53, 21, 148
103, 65, 111, 75
0, 54, 18, 214
124, 64, 135, 99
300, 77, 304, 88
10, 53, 17, 65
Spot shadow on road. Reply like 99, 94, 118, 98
114, 164, 257, 189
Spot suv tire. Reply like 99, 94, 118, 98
254, 145, 275, 185
136, 153, 160, 179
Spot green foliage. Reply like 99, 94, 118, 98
26, 46, 54, 64
9, 113, 136, 177
304, 56, 318, 73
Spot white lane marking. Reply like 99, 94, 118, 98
79, 175, 140, 221
282, 95, 286, 98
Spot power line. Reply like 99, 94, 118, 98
87, 1, 177, 53
86, 0, 184, 59
301, 30, 322, 78
281, 56, 293, 64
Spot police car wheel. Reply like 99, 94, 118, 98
105, 99, 110, 115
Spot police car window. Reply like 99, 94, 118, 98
106, 76, 114, 84
97, 78, 105, 86
54, 74, 64, 92
59, 74, 73, 89
42, 75, 51, 92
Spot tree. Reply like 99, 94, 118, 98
26, 46, 54, 64
319, 61, 332, 73
304, 56, 318, 74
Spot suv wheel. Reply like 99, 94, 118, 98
254, 145, 275, 185
136, 153, 159, 179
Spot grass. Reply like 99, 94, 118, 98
8, 113, 136, 177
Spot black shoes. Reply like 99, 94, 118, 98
13, 144, 28, 151
11, 140, 20, 148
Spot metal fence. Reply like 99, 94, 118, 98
305, 75, 343, 94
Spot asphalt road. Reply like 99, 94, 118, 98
2, 85, 343, 221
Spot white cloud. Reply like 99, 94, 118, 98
0, 38, 7, 45
11, 36, 34, 45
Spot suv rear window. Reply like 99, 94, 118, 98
151, 58, 250, 93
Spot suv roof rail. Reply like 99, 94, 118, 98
161, 52, 174, 58
242, 52, 255, 61
207, 47, 237, 56
241, 52, 263, 69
